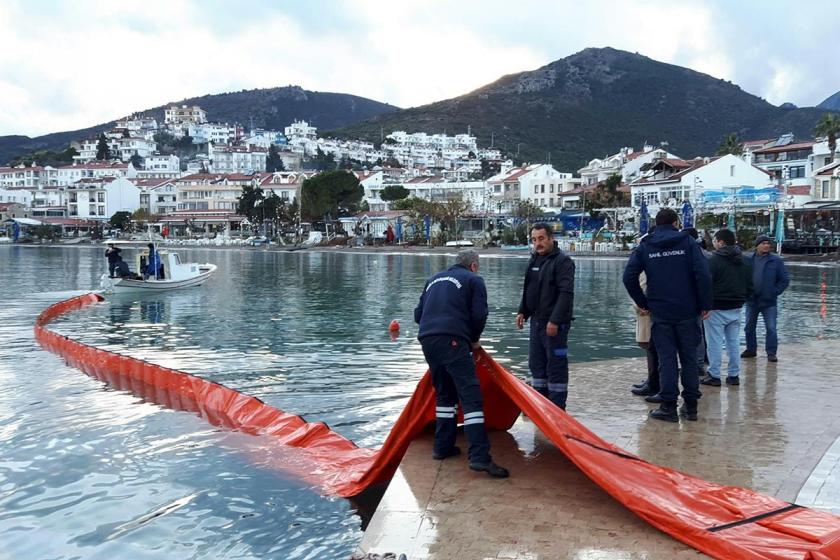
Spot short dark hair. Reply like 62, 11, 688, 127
714, 228, 736, 245
530, 223, 554, 237
655, 208, 679, 226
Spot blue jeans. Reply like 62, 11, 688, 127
420, 335, 491, 465
705, 309, 742, 379
651, 316, 701, 404
744, 304, 778, 355
529, 319, 571, 409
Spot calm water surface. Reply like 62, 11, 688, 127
1, 245, 837, 559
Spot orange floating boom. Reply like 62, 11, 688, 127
35, 294, 840, 559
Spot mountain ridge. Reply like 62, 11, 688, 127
333, 47, 838, 170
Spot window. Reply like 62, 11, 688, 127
550, 184, 554, 193
540, 184, 545, 193
822, 181, 830, 199
534, 185, 539, 194
730, 165, 735, 177
98, 193, 105, 202
789, 166, 806, 179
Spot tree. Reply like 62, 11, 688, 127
814, 113, 840, 156
587, 174, 629, 210
237, 184, 265, 221
379, 185, 410, 202
32, 224, 60, 242
110, 211, 132, 231
312, 147, 337, 171
300, 170, 363, 220
129, 153, 144, 169
715, 132, 744, 156
96, 133, 111, 160
512, 200, 546, 231
266, 144, 286, 172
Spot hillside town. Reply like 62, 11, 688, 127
1, 103, 839, 252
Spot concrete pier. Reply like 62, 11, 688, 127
356, 340, 840, 559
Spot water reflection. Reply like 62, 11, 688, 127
2, 246, 840, 559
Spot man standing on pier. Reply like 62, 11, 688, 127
414, 249, 509, 478
741, 235, 789, 362
623, 209, 712, 422
516, 223, 576, 409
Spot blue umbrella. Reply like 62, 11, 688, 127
727, 211, 736, 231
638, 201, 649, 235
396, 216, 402, 243
424, 215, 431, 241
681, 201, 694, 229
12, 221, 20, 241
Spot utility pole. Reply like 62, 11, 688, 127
490, 132, 494, 148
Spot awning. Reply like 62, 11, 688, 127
10, 217, 43, 226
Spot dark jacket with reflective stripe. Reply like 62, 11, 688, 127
414, 264, 488, 343
518, 246, 575, 325
623, 225, 712, 321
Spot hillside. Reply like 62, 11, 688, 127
334, 48, 838, 170
818, 90, 840, 111
0, 86, 399, 165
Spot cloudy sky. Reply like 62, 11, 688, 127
1, 0, 838, 137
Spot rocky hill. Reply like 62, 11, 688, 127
334, 47, 837, 170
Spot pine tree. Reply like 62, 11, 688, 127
96, 133, 111, 160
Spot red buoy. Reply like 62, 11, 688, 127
388, 319, 400, 332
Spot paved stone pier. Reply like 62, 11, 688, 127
356, 340, 840, 559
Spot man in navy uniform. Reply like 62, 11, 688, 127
414, 249, 508, 478
623, 208, 712, 422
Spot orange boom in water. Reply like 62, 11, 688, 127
35, 294, 840, 560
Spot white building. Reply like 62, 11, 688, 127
254, 171, 317, 203
73, 136, 157, 163
578, 145, 680, 185
133, 178, 178, 216
285, 120, 317, 140
165, 105, 207, 125
175, 173, 254, 212
0, 187, 32, 206
404, 177, 489, 212
139, 154, 181, 179
55, 162, 136, 186
629, 154, 775, 211
188, 122, 239, 145
487, 164, 571, 212
209, 144, 267, 174
114, 115, 159, 135
67, 177, 141, 220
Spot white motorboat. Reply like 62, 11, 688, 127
100, 244, 216, 293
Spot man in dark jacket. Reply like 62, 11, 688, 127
700, 229, 753, 389
105, 243, 122, 277
623, 208, 712, 422
414, 249, 508, 478
741, 234, 790, 362
516, 223, 575, 409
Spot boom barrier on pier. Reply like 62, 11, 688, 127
36, 294, 840, 560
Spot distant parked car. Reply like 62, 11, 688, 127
444, 240, 474, 247
245, 236, 269, 246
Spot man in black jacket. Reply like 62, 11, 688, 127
415, 249, 508, 478
623, 209, 712, 422
516, 223, 575, 409
701, 229, 753, 388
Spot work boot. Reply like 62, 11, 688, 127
700, 375, 721, 387
469, 461, 510, 478
649, 402, 678, 422
644, 393, 663, 403
632, 380, 647, 389
679, 400, 698, 421
631, 383, 655, 396
725, 376, 740, 386
432, 446, 461, 460
767, 354, 778, 362
740, 350, 756, 358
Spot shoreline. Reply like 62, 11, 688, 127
4, 241, 839, 263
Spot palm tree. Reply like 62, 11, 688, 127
814, 113, 840, 156
715, 132, 743, 156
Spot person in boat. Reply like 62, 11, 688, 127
144, 243, 162, 280
414, 249, 509, 478
113, 257, 141, 280
105, 243, 122, 277
515, 223, 576, 410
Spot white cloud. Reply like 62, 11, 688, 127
0, 0, 838, 138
